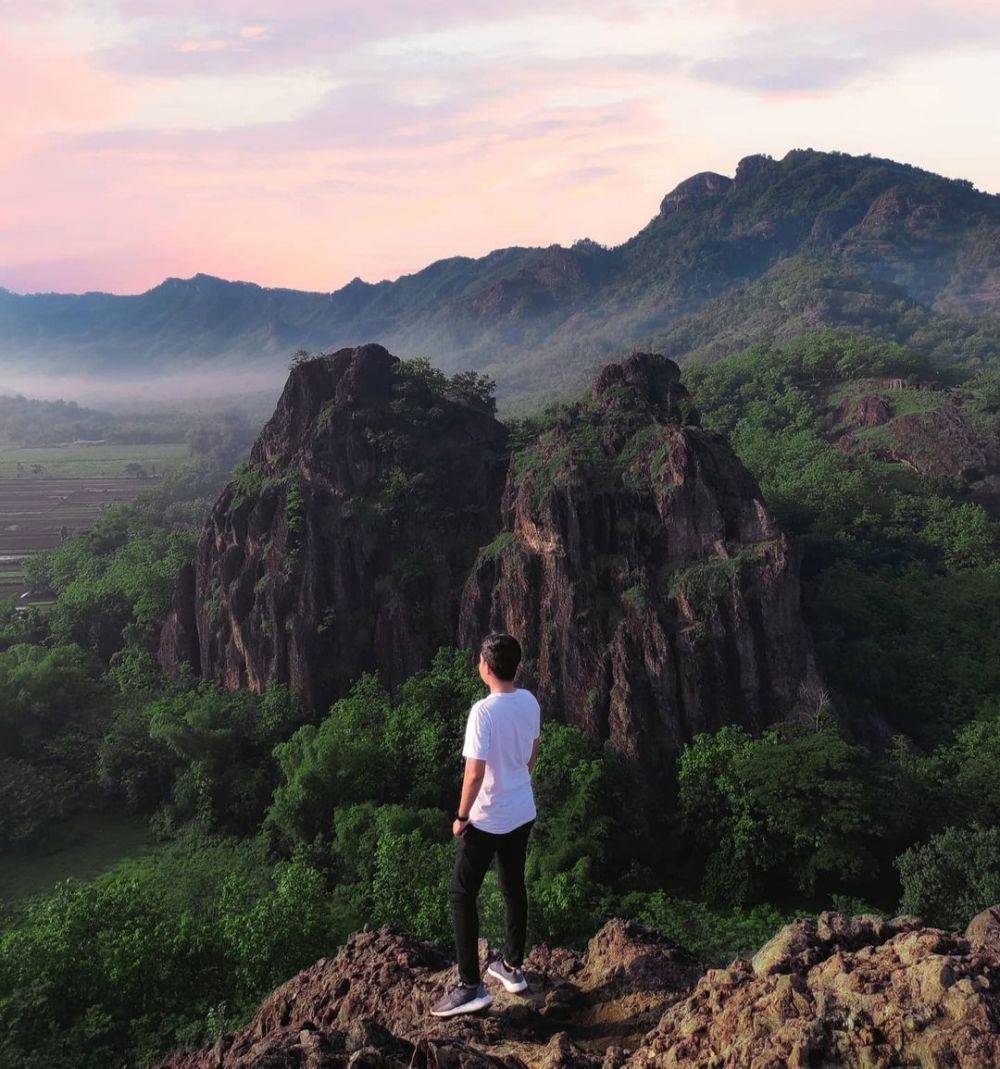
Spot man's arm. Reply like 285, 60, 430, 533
527, 736, 539, 773
454, 757, 486, 836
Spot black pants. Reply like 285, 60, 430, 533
449, 818, 534, 986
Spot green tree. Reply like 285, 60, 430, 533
897, 824, 1000, 931
678, 724, 878, 905
0, 643, 102, 758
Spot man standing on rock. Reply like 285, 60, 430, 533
431, 633, 541, 1017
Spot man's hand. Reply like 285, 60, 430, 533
454, 758, 486, 839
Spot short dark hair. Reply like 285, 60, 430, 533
479, 633, 521, 681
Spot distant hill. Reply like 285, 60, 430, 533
0, 395, 112, 446
2, 149, 998, 405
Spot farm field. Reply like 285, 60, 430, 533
0, 442, 189, 603
0, 441, 188, 479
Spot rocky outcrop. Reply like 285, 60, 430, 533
733, 154, 775, 187
659, 172, 732, 215
834, 379, 1000, 504
160, 347, 821, 779
159, 910, 1000, 1069
159, 344, 508, 710
632, 909, 1000, 1069
887, 405, 1000, 480
460, 353, 820, 790
838, 392, 893, 429
157, 920, 701, 1069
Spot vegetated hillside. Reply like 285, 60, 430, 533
0, 395, 111, 445
160, 345, 820, 794
2, 148, 998, 403
680, 331, 999, 753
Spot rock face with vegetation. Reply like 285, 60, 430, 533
831, 375, 1000, 509
460, 352, 820, 787
162, 347, 819, 782
158, 909, 1000, 1069
159, 344, 508, 710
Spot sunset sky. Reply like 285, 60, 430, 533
2, 0, 999, 295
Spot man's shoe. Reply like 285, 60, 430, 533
486, 957, 528, 993
429, 982, 493, 1017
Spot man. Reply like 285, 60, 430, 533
430, 633, 541, 1017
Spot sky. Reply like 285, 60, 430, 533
1, 0, 999, 296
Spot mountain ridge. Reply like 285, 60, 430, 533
2, 148, 998, 403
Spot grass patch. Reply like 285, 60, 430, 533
478, 532, 516, 562
851, 423, 895, 449
886, 389, 946, 417
669, 548, 758, 617
622, 583, 648, 613
0, 810, 161, 911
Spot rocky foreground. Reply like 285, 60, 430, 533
160, 909, 1000, 1069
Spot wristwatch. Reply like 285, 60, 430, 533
454, 812, 470, 822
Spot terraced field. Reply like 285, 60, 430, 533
0, 442, 189, 604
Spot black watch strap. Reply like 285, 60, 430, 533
455, 812, 470, 822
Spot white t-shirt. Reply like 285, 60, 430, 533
462, 688, 540, 834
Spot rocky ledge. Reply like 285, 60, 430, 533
833, 377, 1000, 514
159, 909, 1000, 1069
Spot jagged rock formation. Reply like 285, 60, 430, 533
160, 347, 820, 780
460, 352, 820, 787
658, 172, 732, 215
159, 344, 508, 710
156, 920, 701, 1069
159, 910, 1000, 1069
634, 910, 1000, 1068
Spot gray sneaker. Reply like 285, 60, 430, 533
486, 957, 528, 993
429, 982, 492, 1017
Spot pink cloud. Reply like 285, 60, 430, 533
1, 0, 998, 296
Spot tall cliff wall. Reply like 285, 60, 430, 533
459, 353, 820, 787
159, 344, 509, 710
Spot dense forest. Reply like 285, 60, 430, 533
0, 331, 997, 1068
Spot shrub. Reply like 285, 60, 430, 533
896, 824, 1000, 931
